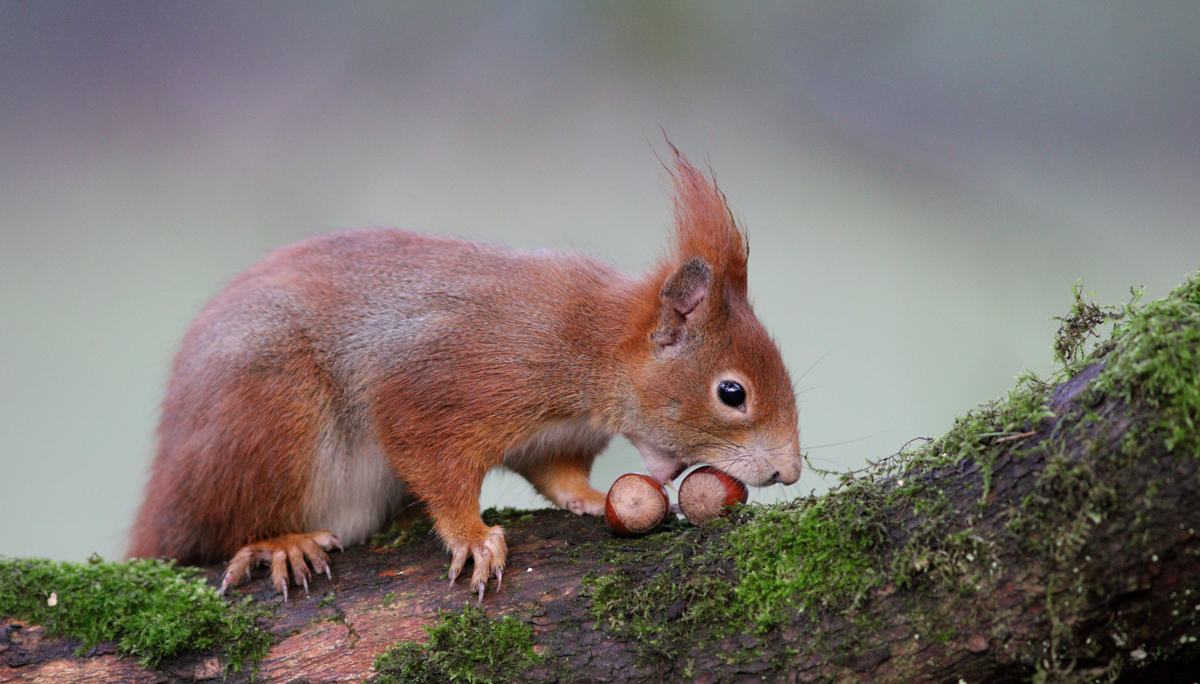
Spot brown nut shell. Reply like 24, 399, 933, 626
605, 473, 670, 536
677, 466, 748, 525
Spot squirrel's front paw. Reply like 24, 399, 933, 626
219, 530, 343, 601
447, 525, 506, 603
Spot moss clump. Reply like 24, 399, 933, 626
1097, 273, 1200, 457
0, 555, 272, 671
372, 604, 542, 684
890, 366, 1058, 509
587, 552, 739, 656
728, 492, 888, 630
370, 518, 434, 550
1052, 279, 1127, 372
481, 506, 535, 527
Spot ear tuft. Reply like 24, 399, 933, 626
667, 150, 749, 295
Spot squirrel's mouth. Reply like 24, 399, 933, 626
704, 446, 802, 488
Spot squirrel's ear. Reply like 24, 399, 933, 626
652, 257, 711, 347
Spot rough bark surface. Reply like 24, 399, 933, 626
3, 362, 1199, 683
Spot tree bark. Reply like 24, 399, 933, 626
4, 361, 1199, 683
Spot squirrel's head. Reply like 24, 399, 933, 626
621, 152, 801, 489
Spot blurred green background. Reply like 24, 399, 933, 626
2, 2, 1197, 562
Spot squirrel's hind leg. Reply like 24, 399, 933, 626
383, 440, 508, 602
515, 453, 608, 517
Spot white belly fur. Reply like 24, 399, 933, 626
303, 421, 408, 546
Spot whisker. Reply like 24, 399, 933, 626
802, 454, 844, 467
662, 416, 741, 449
793, 347, 838, 391
804, 431, 887, 450
793, 386, 824, 399
644, 386, 684, 405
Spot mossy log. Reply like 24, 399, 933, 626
4, 278, 1199, 683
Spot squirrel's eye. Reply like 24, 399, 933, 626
717, 380, 746, 408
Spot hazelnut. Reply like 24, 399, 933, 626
604, 473, 670, 536
677, 466, 748, 525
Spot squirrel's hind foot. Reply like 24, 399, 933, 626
219, 530, 343, 601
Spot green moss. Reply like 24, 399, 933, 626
902, 370, 1056, 499
1052, 279, 1127, 373
0, 555, 272, 672
370, 518, 434, 549
481, 506, 535, 527
728, 492, 887, 630
1007, 274, 1200, 677
373, 604, 542, 684
586, 561, 740, 656
584, 439, 998, 659
1097, 273, 1200, 457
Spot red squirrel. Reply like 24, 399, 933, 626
128, 153, 802, 601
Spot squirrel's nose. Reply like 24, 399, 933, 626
773, 463, 801, 485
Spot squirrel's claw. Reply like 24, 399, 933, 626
219, 547, 255, 595
270, 550, 290, 600
448, 545, 469, 587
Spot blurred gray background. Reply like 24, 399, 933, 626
2, 2, 1197, 562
